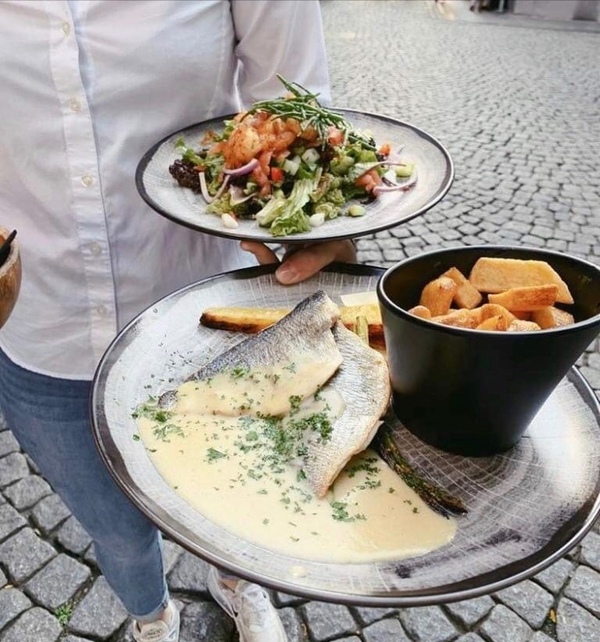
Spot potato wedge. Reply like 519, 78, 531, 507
442, 267, 483, 309
479, 303, 517, 325
433, 308, 484, 329
408, 305, 432, 319
508, 319, 542, 332
469, 257, 574, 304
476, 315, 509, 332
488, 284, 558, 311
531, 306, 575, 329
419, 276, 458, 316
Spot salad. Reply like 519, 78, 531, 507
169, 76, 417, 237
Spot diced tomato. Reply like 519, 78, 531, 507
327, 126, 345, 146
270, 167, 284, 183
378, 142, 391, 157
355, 169, 382, 193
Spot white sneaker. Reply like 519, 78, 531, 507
133, 599, 180, 642
207, 567, 287, 642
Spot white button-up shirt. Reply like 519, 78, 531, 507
0, 0, 330, 380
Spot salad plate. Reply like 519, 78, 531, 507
136, 109, 454, 244
91, 264, 600, 606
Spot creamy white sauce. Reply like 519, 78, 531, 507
137, 365, 456, 563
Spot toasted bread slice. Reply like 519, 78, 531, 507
488, 284, 558, 311
531, 306, 575, 329
442, 267, 483, 309
469, 257, 574, 304
419, 276, 458, 316
200, 303, 385, 348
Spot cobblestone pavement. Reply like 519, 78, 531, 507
1, 1, 600, 641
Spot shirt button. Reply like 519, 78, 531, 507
89, 242, 102, 256
81, 175, 94, 187
69, 98, 81, 112
96, 305, 108, 317
62, 22, 71, 36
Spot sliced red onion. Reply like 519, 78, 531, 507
223, 158, 259, 176
198, 173, 230, 204
229, 185, 254, 206
372, 173, 418, 196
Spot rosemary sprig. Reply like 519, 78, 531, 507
244, 75, 375, 150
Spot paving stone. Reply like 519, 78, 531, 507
0, 527, 56, 583
63, 637, 94, 642
353, 606, 399, 626
178, 601, 235, 642
56, 516, 93, 555
301, 601, 358, 641
363, 617, 411, 642
3, 475, 52, 510
479, 604, 533, 642
279, 606, 309, 642
564, 565, 600, 617
167, 551, 210, 595
444, 595, 494, 627
0, 587, 32, 629
0, 453, 29, 487
400, 606, 458, 642
529, 632, 556, 642
580, 531, 600, 572
0, 567, 7, 588
24, 553, 91, 610
534, 557, 575, 593
495, 579, 554, 628
68, 577, 128, 639
556, 597, 600, 642
455, 635, 485, 642
30, 493, 71, 534
1, 606, 62, 642
0, 501, 27, 541
0, 430, 20, 456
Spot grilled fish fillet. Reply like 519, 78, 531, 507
160, 290, 342, 410
304, 322, 391, 498
160, 290, 391, 496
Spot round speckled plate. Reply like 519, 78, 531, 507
91, 264, 600, 606
135, 109, 453, 243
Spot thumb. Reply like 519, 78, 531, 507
240, 241, 280, 266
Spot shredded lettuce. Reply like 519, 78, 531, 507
256, 178, 318, 237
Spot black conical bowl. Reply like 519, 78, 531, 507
377, 246, 600, 456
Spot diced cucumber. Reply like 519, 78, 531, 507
395, 163, 414, 178
282, 156, 301, 176
301, 148, 320, 166
347, 204, 366, 217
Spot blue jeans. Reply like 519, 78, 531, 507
0, 349, 169, 620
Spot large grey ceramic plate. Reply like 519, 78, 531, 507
135, 109, 453, 243
91, 264, 600, 606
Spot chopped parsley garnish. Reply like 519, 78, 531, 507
206, 448, 227, 461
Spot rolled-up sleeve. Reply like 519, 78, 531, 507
231, 0, 331, 106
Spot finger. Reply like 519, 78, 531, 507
240, 241, 280, 265
276, 240, 357, 285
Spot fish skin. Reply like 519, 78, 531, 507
159, 290, 342, 408
303, 322, 392, 498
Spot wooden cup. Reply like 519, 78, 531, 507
0, 227, 21, 329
